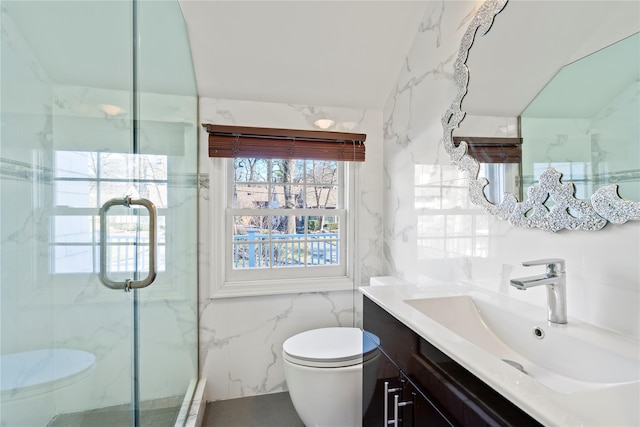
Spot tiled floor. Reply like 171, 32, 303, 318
202, 392, 304, 427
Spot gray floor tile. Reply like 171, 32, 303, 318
203, 392, 304, 427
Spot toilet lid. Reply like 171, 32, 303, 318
283, 327, 380, 368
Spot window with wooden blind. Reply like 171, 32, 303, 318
204, 124, 363, 297
205, 124, 366, 162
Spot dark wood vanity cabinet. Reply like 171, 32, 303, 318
363, 345, 453, 427
363, 296, 543, 427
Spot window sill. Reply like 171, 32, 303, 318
210, 276, 355, 299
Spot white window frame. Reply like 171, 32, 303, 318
209, 157, 356, 298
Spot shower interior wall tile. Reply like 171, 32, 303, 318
382, 0, 640, 340
1, 6, 55, 355
52, 302, 133, 409
138, 300, 199, 400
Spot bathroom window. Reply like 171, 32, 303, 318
51, 151, 167, 277
206, 124, 362, 297
231, 158, 343, 268
210, 157, 355, 297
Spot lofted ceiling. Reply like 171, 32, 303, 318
179, 0, 639, 115
5, 1, 638, 117
177, 1, 429, 110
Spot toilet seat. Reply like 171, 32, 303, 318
283, 327, 380, 368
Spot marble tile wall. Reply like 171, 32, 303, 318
382, 0, 640, 340
197, 98, 384, 401
1, 3, 55, 360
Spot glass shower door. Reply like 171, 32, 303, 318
0, 1, 198, 425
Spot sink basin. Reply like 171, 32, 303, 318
404, 295, 640, 394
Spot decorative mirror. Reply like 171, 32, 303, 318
443, 0, 640, 232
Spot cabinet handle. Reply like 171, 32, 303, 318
384, 381, 402, 426
385, 381, 413, 426
393, 392, 414, 426
393, 394, 400, 426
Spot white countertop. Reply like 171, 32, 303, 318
360, 279, 640, 427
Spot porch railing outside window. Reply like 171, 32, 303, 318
233, 231, 339, 269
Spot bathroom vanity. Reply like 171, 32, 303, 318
360, 280, 640, 426
362, 295, 541, 426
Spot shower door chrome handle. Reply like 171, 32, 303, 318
99, 196, 157, 291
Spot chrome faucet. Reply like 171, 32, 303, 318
510, 259, 567, 324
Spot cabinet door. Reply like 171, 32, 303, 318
399, 375, 455, 427
363, 347, 454, 427
363, 346, 401, 425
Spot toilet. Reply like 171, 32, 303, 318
283, 327, 380, 427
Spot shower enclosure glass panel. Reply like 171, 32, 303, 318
0, 1, 198, 425
136, 0, 199, 424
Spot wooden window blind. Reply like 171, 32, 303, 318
453, 136, 522, 164
204, 124, 366, 162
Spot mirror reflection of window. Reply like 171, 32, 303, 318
452, 136, 523, 205
414, 164, 489, 259
478, 163, 522, 204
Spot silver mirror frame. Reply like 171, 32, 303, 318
442, 0, 640, 232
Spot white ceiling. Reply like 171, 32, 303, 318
180, 0, 639, 116
178, 1, 429, 109
6, 1, 638, 117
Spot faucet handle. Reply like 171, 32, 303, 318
522, 258, 565, 274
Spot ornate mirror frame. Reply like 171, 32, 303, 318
442, 0, 640, 232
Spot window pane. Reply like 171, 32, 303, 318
315, 215, 339, 233
234, 158, 268, 183
271, 159, 298, 184
307, 185, 338, 208
305, 160, 338, 184
418, 215, 445, 237
231, 217, 269, 269
415, 186, 441, 209
446, 215, 473, 237
55, 151, 97, 179
100, 153, 135, 179
308, 234, 339, 265
56, 180, 96, 208
139, 182, 167, 208
271, 185, 303, 209
272, 236, 306, 267
53, 245, 94, 273
475, 215, 489, 236
270, 213, 297, 234
138, 154, 168, 180
447, 238, 473, 255
100, 182, 135, 205
54, 216, 94, 243
233, 184, 269, 209
233, 215, 268, 234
